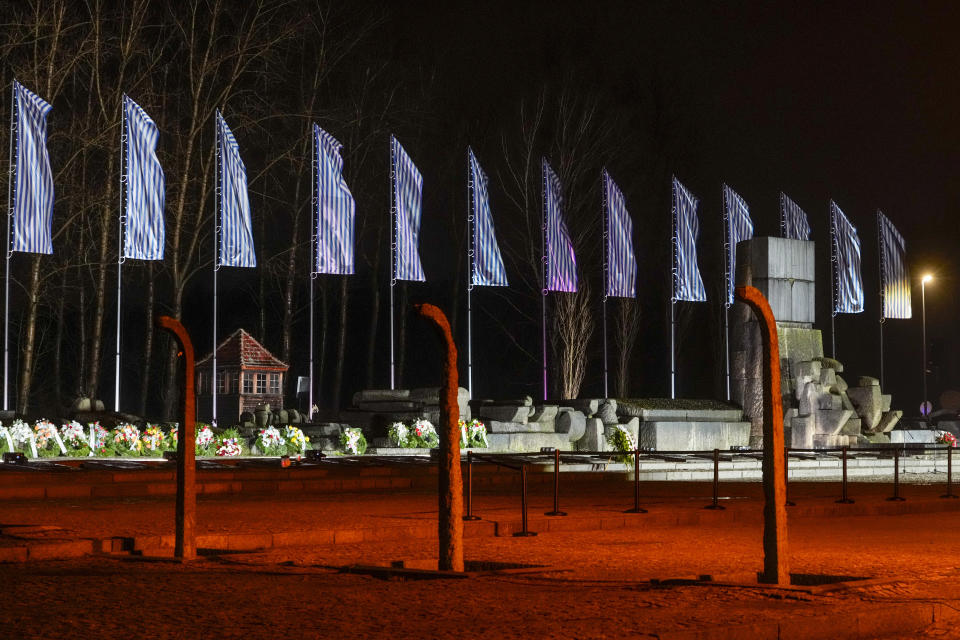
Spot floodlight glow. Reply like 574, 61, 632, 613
922, 274, 933, 284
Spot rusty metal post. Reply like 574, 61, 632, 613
157, 316, 196, 561
704, 448, 725, 510
942, 446, 958, 499
836, 446, 854, 504
545, 448, 566, 516
625, 448, 648, 514
463, 450, 481, 520
514, 464, 537, 537
887, 445, 906, 502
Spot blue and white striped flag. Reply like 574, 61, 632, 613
468, 147, 507, 287
542, 159, 577, 293
11, 80, 53, 254
391, 135, 425, 282
216, 111, 255, 268
723, 184, 754, 305
603, 169, 635, 298
672, 177, 706, 302
830, 200, 863, 314
780, 192, 811, 241
314, 125, 355, 275
123, 95, 164, 260
877, 210, 911, 319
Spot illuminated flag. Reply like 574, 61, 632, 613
468, 147, 507, 286
780, 192, 811, 241
603, 169, 636, 298
877, 210, 911, 319
390, 135, 425, 282
830, 200, 863, 314
11, 80, 53, 254
542, 159, 577, 292
216, 110, 255, 268
313, 125, 355, 275
123, 95, 164, 260
723, 184, 754, 305
672, 177, 706, 302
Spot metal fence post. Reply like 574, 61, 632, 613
463, 450, 480, 521
545, 448, 567, 516
836, 446, 854, 504
704, 448, 725, 510
514, 464, 537, 537
887, 445, 906, 502
624, 448, 647, 514
942, 445, 958, 499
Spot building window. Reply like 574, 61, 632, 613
256, 373, 266, 394
242, 372, 253, 394
269, 373, 280, 395
217, 371, 226, 394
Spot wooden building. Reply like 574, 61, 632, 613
195, 329, 289, 426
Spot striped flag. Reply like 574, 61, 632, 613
877, 210, 911, 319
390, 135, 425, 282
11, 80, 54, 254
216, 111, 255, 268
672, 177, 706, 302
314, 125, 355, 275
542, 159, 577, 292
603, 169, 636, 298
468, 147, 507, 287
723, 184, 754, 305
829, 200, 864, 314
123, 95, 164, 260
780, 192, 811, 241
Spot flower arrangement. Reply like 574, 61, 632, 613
388, 421, 410, 447
8, 419, 33, 452
606, 425, 637, 465
283, 425, 309, 455
59, 421, 89, 456
195, 424, 216, 456
339, 427, 367, 455
459, 419, 489, 449
34, 419, 62, 457
89, 422, 112, 457
411, 419, 438, 448
937, 431, 957, 447
140, 424, 166, 456
0, 424, 12, 454
254, 426, 286, 456
112, 423, 143, 457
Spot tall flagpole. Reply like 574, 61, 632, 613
389, 139, 396, 390
4, 82, 16, 412
466, 150, 474, 400
829, 203, 837, 359
670, 179, 677, 400
308, 127, 317, 418
212, 112, 221, 425
601, 170, 609, 398
877, 212, 885, 388
541, 160, 548, 402
722, 186, 731, 402
114, 97, 127, 413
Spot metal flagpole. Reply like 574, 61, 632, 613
4, 82, 16, 412
829, 204, 837, 359
877, 212, 885, 388
115, 98, 127, 413
724, 305, 731, 401
722, 186, 731, 402
212, 113, 221, 425
670, 179, 676, 400
389, 139, 396, 390
309, 128, 317, 418
466, 151, 474, 399
541, 162, 548, 402
602, 170, 609, 398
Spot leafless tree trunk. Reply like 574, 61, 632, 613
613, 297, 642, 397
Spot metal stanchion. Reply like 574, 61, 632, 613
942, 446, 958, 499
463, 450, 480, 521
704, 448, 725, 510
887, 445, 906, 502
545, 448, 567, 516
836, 446, 854, 504
785, 446, 795, 507
624, 448, 647, 514
514, 464, 537, 537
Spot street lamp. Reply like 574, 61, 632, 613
921, 274, 933, 417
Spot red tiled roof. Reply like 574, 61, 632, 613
196, 329, 288, 370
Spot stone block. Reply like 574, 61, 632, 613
846, 386, 882, 431
555, 410, 586, 442
353, 389, 410, 404
815, 409, 853, 436
816, 357, 844, 373
529, 405, 559, 425
485, 432, 571, 453
840, 392, 855, 412
813, 434, 846, 448
637, 421, 750, 451
799, 381, 818, 416
820, 367, 837, 386
568, 399, 599, 417
818, 392, 841, 411
880, 394, 891, 412
876, 410, 902, 434
486, 420, 551, 433
578, 418, 605, 451
752, 278, 815, 324
792, 360, 821, 388
835, 375, 849, 392
857, 376, 880, 387
839, 417, 862, 436
743, 236, 816, 282
778, 326, 824, 364
356, 401, 420, 412
476, 405, 531, 424
889, 429, 936, 444
597, 400, 618, 424
791, 415, 815, 449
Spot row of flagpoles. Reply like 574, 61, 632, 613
5, 79, 915, 414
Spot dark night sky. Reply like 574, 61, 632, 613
366, 1, 960, 411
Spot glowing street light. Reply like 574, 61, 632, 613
921, 274, 933, 417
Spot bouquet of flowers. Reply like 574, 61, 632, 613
937, 431, 957, 447
9, 419, 34, 455
606, 425, 637, 465
166, 423, 178, 450
0, 424, 12, 454
410, 419, 439, 448
112, 423, 143, 457
34, 419, 63, 457
459, 419, 489, 449
89, 422, 113, 457
339, 427, 367, 455
283, 425, 309, 455
215, 428, 245, 457
59, 421, 89, 457
140, 424, 166, 456
196, 424, 215, 456
254, 426, 285, 456
388, 421, 411, 447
